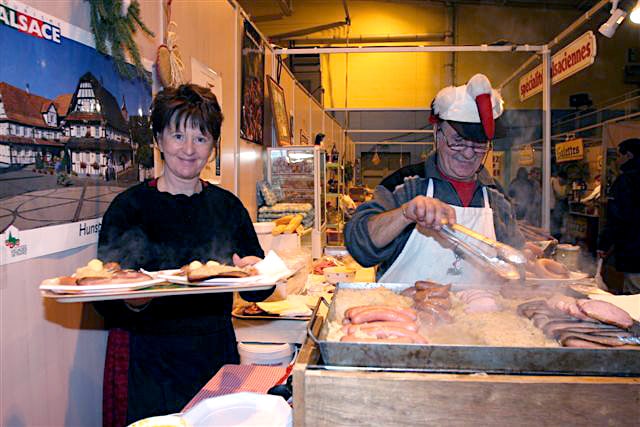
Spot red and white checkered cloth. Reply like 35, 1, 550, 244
182, 364, 291, 412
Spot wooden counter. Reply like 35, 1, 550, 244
293, 335, 640, 427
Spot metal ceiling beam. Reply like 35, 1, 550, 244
270, 20, 350, 41
388, 0, 601, 10
280, 33, 449, 45
498, 0, 610, 90
276, 0, 293, 16
273, 44, 544, 55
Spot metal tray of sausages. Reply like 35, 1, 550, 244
307, 282, 640, 377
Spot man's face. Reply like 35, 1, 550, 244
436, 121, 489, 181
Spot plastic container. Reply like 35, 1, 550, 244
323, 266, 356, 285
554, 243, 580, 271
238, 342, 293, 367
253, 222, 275, 253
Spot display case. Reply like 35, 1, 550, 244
326, 161, 345, 246
267, 146, 326, 258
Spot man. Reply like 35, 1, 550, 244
345, 74, 524, 283
508, 167, 534, 221
598, 138, 640, 294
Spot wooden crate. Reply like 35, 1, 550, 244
293, 337, 640, 426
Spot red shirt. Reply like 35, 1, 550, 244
437, 166, 477, 207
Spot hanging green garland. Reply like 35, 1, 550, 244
87, 0, 154, 79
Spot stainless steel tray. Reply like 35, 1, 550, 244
307, 282, 640, 376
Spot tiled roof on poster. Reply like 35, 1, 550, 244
0, 82, 61, 128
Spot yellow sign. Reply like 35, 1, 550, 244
491, 151, 504, 179
555, 138, 584, 163
519, 145, 535, 166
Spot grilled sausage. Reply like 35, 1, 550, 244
342, 321, 419, 335
344, 305, 417, 321
350, 308, 415, 324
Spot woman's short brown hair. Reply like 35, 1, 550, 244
151, 84, 223, 142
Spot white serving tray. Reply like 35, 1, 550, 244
41, 282, 276, 303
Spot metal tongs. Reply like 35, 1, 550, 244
438, 223, 528, 282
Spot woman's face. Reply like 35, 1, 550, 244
157, 120, 214, 181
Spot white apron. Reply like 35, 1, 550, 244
379, 179, 496, 285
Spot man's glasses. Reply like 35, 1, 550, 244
437, 129, 491, 154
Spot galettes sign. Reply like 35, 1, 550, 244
0, 3, 61, 44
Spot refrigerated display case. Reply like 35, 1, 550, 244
267, 146, 326, 258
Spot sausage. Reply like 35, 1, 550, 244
344, 305, 417, 321
576, 299, 634, 329
340, 335, 414, 344
76, 270, 152, 286
527, 259, 565, 279
526, 243, 544, 258
363, 326, 429, 344
538, 258, 570, 277
400, 287, 418, 298
57, 276, 79, 286
561, 337, 609, 349
425, 296, 452, 310
415, 287, 449, 300
547, 294, 590, 320
418, 311, 438, 326
350, 308, 415, 324
415, 280, 448, 290
414, 301, 454, 323
558, 332, 629, 347
342, 321, 419, 335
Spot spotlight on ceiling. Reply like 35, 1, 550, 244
630, 1, 640, 24
599, 0, 628, 38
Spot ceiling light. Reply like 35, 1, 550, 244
599, 6, 628, 38
630, 2, 640, 23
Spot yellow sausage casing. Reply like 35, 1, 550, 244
284, 214, 303, 233
275, 214, 295, 225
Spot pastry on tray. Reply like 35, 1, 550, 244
42, 259, 152, 286
182, 260, 258, 282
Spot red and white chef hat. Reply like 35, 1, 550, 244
430, 74, 505, 142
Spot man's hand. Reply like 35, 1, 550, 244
400, 196, 456, 230
233, 253, 262, 267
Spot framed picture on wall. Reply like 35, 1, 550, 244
191, 57, 223, 183
267, 76, 291, 146
240, 21, 265, 145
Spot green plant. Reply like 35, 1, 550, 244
136, 144, 154, 169
87, 0, 154, 79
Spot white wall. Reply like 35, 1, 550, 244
0, 1, 161, 426
1, 244, 105, 426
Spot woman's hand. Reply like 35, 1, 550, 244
401, 196, 456, 230
233, 253, 262, 267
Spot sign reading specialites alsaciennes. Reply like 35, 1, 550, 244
519, 31, 596, 102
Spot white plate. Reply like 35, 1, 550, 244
231, 307, 311, 321
39, 278, 166, 294
182, 392, 291, 427
158, 271, 291, 286
524, 270, 589, 284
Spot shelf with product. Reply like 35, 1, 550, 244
266, 146, 326, 258
325, 155, 346, 247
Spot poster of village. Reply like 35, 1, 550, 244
0, 0, 152, 241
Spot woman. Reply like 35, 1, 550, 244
94, 84, 273, 425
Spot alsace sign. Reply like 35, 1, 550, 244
0, 2, 61, 44
555, 138, 584, 163
519, 31, 596, 101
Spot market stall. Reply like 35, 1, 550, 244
293, 280, 640, 426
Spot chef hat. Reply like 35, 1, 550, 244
431, 74, 505, 142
